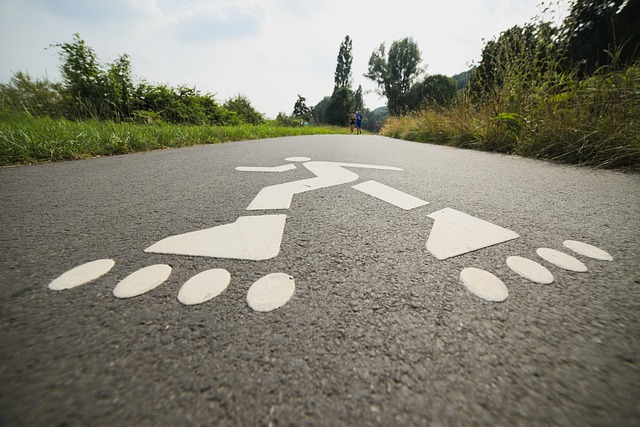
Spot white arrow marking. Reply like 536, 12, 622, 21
145, 215, 286, 260
352, 180, 428, 210
426, 208, 519, 260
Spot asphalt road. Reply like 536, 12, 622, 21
1, 135, 639, 426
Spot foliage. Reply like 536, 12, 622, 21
224, 95, 264, 125
0, 72, 64, 118
405, 74, 458, 111
310, 96, 331, 124
293, 94, 310, 119
364, 37, 424, 115
559, 0, 640, 75
334, 35, 353, 90
324, 86, 354, 126
354, 85, 364, 112
0, 111, 351, 165
0, 34, 265, 127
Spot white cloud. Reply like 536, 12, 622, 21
0, 0, 571, 118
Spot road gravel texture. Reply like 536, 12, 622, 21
1, 135, 639, 426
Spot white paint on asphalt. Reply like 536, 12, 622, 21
145, 214, 287, 260
563, 240, 613, 261
537, 248, 588, 272
506, 256, 554, 284
245, 160, 402, 210
49, 259, 115, 290
285, 157, 311, 162
236, 164, 296, 172
460, 268, 509, 302
352, 180, 429, 210
177, 268, 231, 305
113, 264, 172, 298
246, 273, 295, 312
426, 208, 519, 260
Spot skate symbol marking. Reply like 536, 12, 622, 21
48, 156, 613, 310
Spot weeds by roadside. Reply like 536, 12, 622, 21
0, 112, 350, 166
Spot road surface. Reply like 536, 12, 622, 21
1, 135, 639, 426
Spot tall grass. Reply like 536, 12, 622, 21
383, 21, 640, 170
0, 111, 350, 165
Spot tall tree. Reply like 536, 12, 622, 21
293, 94, 310, 118
560, 0, 640, 74
354, 84, 364, 112
364, 37, 423, 115
334, 35, 353, 90
107, 54, 133, 119
51, 33, 109, 118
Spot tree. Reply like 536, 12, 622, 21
334, 35, 353, 90
224, 95, 264, 125
354, 84, 364, 112
107, 54, 133, 119
406, 74, 458, 111
325, 86, 354, 126
311, 96, 331, 124
293, 94, 310, 119
51, 33, 110, 118
560, 0, 640, 74
0, 71, 63, 117
364, 37, 423, 115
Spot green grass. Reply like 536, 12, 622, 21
0, 112, 351, 166
383, 64, 640, 170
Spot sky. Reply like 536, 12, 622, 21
0, 0, 572, 119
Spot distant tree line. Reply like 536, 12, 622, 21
0, 34, 265, 125
287, 0, 638, 130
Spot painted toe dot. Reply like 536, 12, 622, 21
49, 259, 115, 290
460, 268, 508, 302
506, 256, 554, 284
563, 240, 613, 261
178, 269, 231, 305
113, 264, 172, 299
537, 248, 587, 272
247, 273, 295, 312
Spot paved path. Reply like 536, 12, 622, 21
1, 135, 639, 426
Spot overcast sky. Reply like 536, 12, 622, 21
0, 0, 571, 118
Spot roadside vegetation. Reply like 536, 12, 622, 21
1, 0, 638, 169
0, 34, 349, 166
374, 0, 639, 170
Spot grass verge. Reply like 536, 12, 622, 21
0, 112, 351, 166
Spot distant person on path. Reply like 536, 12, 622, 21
349, 114, 356, 134
375, 121, 381, 134
355, 111, 363, 134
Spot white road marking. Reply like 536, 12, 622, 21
506, 256, 554, 284
536, 248, 588, 272
236, 164, 296, 172
426, 208, 519, 260
177, 269, 231, 305
563, 240, 613, 261
460, 268, 509, 302
144, 215, 286, 260
113, 264, 172, 299
245, 161, 402, 210
284, 157, 311, 162
352, 180, 429, 210
246, 273, 295, 312
48, 259, 115, 290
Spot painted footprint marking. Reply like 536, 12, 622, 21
47, 157, 614, 309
